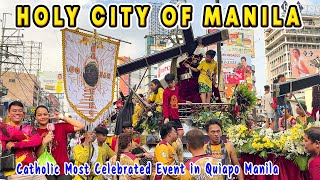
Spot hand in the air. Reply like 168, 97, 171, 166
50, 112, 64, 120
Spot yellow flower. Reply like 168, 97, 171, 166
305, 124, 311, 130
262, 137, 269, 142
264, 142, 274, 148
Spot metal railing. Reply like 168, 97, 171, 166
178, 103, 232, 120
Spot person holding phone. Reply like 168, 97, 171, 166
35, 105, 85, 180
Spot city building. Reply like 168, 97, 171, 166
264, 6, 320, 85
1, 71, 39, 107
264, 5, 320, 112
39, 93, 60, 112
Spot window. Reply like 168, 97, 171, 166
9, 79, 15, 83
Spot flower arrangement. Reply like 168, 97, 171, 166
230, 84, 257, 124
227, 124, 249, 151
193, 111, 233, 134
281, 124, 309, 171
139, 110, 162, 135
227, 122, 318, 171
232, 84, 257, 113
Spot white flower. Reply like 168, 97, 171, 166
314, 121, 320, 127
147, 111, 153, 117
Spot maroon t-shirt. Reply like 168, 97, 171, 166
37, 123, 74, 175
309, 155, 320, 180
163, 86, 186, 119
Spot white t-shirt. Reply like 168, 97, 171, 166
263, 93, 274, 114
69, 138, 81, 149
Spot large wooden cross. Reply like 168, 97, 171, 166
274, 74, 320, 96
116, 27, 229, 76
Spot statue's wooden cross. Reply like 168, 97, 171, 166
274, 74, 320, 96
116, 27, 229, 76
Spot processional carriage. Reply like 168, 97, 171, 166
102, 27, 257, 165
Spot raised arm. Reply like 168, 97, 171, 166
52, 113, 85, 131
63, 115, 85, 131
185, 64, 199, 72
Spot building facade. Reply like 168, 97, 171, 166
264, 15, 320, 85
264, 6, 320, 112
1, 71, 39, 107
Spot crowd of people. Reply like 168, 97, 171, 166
2, 99, 320, 180
1, 49, 320, 180
262, 74, 317, 131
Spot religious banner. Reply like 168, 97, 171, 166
62, 29, 120, 122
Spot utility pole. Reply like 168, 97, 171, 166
0, 13, 23, 118
0, 13, 10, 118
215, 0, 222, 86
0, 13, 9, 86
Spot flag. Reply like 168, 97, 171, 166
62, 29, 120, 122
114, 86, 136, 135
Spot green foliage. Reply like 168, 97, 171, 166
140, 111, 162, 134
231, 84, 257, 114
192, 111, 233, 134
259, 150, 268, 159
293, 155, 310, 171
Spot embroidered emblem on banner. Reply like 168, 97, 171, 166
62, 29, 120, 122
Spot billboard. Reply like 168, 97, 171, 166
222, 54, 253, 98
208, 29, 255, 57
290, 48, 319, 78
157, 61, 171, 80
38, 71, 64, 93
207, 29, 255, 98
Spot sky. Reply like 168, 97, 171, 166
0, 0, 318, 96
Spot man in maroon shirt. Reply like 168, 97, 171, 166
163, 73, 191, 139
304, 127, 320, 180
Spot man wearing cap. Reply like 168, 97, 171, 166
73, 127, 115, 180
186, 50, 218, 103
